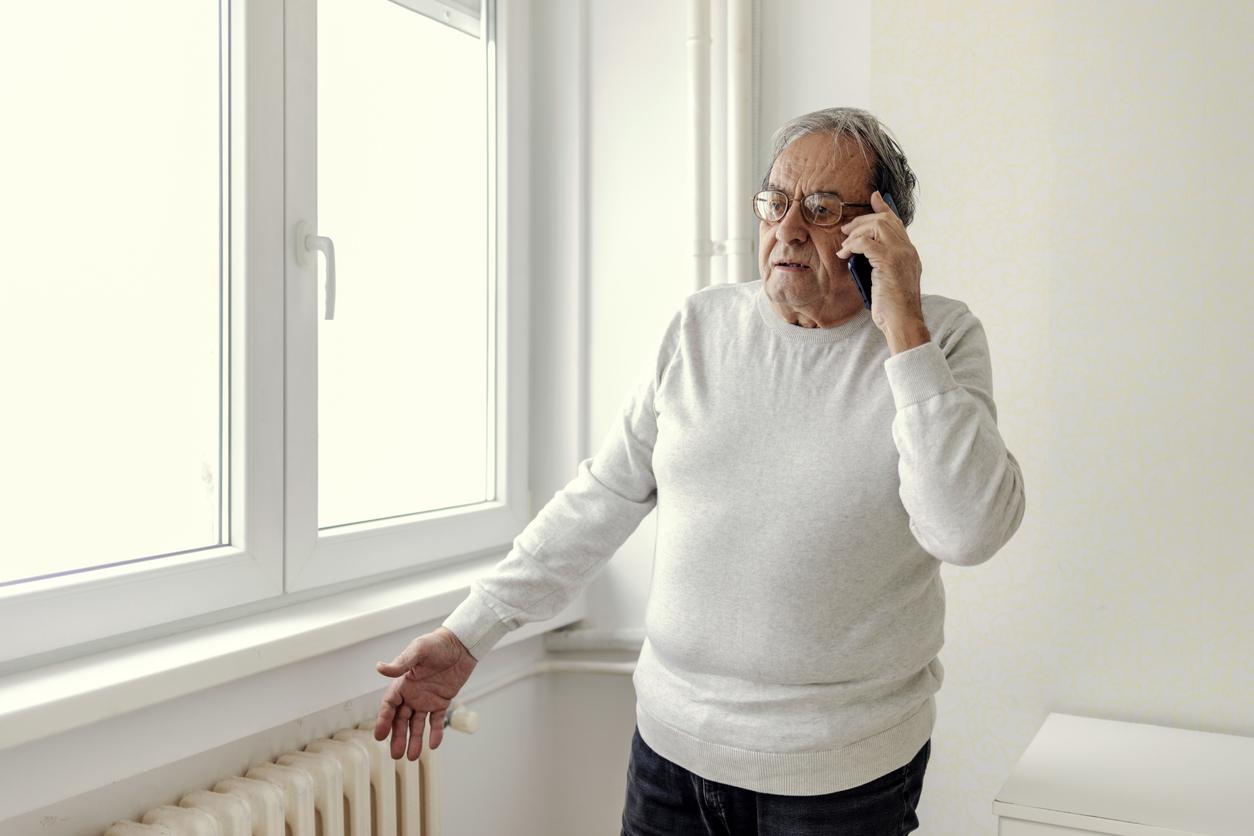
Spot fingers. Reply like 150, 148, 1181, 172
430, 709, 447, 750
839, 202, 900, 239
373, 651, 455, 759
837, 231, 884, 261
836, 220, 885, 259
407, 709, 426, 761
374, 685, 401, 741
373, 706, 391, 741
391, 704, 411, 760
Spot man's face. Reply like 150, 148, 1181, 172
758, 132, 875, 315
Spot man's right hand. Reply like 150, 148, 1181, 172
373, 626, 478, 761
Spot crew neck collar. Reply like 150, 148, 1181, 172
754, 281, 873, 344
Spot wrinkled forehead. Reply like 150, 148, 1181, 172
768, 132, 874, 197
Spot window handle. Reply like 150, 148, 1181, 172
296, 221, 337, 320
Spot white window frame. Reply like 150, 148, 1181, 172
0, 0, 528, 668
284, 0, 528, 592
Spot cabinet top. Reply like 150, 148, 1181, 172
995, 713, 1254, 836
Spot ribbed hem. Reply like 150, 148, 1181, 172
635, 696, 935, 796
440, 587, 512, 662
882, 341, 958, 410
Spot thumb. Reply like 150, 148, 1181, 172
376, 637, 426, 677
871, 190, 901, 221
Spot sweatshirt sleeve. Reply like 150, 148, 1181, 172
440, 307, 684, 660
883, 304, 1026, 567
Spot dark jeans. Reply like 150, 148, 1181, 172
621, 726, 930, 835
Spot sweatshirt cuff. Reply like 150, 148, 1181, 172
440, 586, 513, 662
883, 340, 958, 410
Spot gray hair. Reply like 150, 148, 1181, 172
762, 107, 918, 227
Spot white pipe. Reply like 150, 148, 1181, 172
709, 0, 728, 286
726, 0, 755, 283
687, 0, 711, 292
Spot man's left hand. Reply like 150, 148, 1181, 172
836, 190, 929, 351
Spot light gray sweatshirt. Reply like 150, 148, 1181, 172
442, 279, 1026, 795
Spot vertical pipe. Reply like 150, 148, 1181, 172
574, 0, 590, 464
687, 0, 711, 292
709, 0, 728, 286
726, 0, 754, 283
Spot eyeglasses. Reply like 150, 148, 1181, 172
751, 190, 873, 227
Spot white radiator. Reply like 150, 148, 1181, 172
100, 720, 442, 836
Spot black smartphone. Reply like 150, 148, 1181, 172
848, 192, 900, 310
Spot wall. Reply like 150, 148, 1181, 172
865, 1, 1254, 833
578, 0, 691, 634
757, 0, 871, 168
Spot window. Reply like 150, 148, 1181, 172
0, 0, 527, 667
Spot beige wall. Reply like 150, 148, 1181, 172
868, 1, 1254, 833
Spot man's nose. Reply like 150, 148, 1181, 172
776, 201, 808, 244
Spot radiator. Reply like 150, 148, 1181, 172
100, 720, 442, 836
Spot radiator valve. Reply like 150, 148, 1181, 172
444, 702, 479, 734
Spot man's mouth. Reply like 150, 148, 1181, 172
774, 261, 810, 271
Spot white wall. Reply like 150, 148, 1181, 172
865, 1, 1254, 833
758, 0, 870, 167
579, 0, 692, 632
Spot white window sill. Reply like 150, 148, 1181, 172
0, 550, 582, 752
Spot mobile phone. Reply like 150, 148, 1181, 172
848, 192, 900, 310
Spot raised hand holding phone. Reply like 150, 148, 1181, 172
836, 190, 930, 353
845, 192, 898, 310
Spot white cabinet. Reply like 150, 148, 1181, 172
993, 713, 1253, 836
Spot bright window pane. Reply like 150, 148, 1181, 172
317, 0, 490, 530
0, 2, 225, 584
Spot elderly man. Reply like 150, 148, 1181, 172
373, 107, 1026, 835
